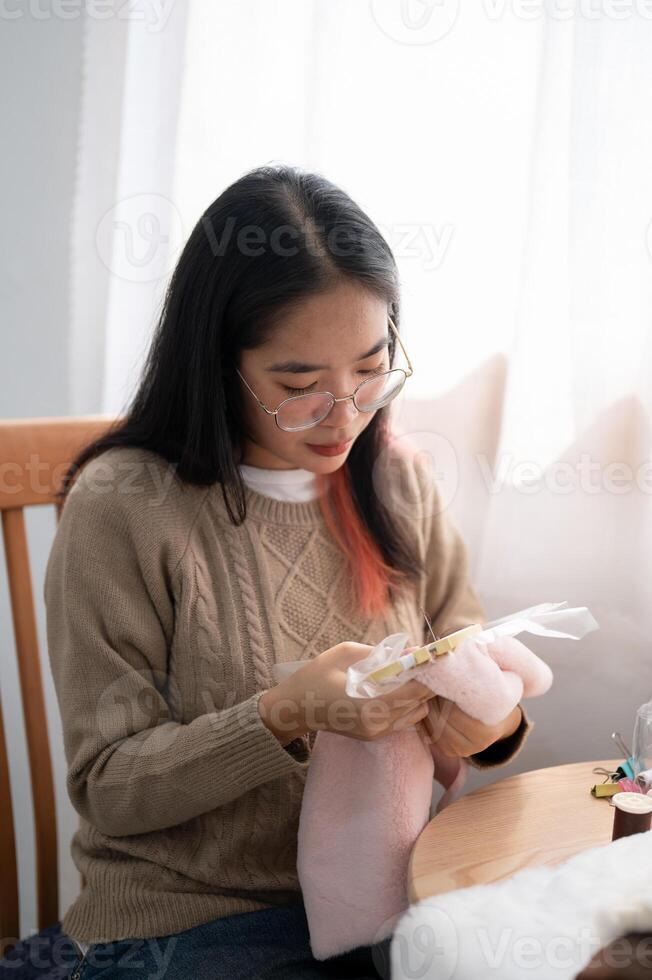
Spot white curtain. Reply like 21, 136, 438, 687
70, 0, 190, 415
69, 0, 652, 838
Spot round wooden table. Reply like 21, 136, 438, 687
409, 758, 623, 903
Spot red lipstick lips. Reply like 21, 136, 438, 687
306, 439, 353, 457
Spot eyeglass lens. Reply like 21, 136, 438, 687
276, 369, 406, 431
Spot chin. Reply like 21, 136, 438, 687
301, 446, 355, 473
309, 457, 348, 472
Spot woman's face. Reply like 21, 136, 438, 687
237, 282, 391, 472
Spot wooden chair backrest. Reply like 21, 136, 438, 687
0, 416, 117, 955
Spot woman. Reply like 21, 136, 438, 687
44, 165, 530, 979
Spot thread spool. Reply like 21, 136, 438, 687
611, 791, 652, 841
635, 767, 652, 792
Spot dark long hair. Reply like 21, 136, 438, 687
58, 164, 424, 616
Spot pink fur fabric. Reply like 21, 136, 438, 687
297, 635, 553, 961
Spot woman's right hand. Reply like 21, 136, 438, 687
259, 641, 435, 744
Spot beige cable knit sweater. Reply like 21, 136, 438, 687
44, 446, 532, 943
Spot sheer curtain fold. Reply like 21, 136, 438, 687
70, 1, 190, 417
69, 1, 652, 776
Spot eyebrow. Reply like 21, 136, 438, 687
265, 335, 389, 374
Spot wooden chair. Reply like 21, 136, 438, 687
0, 416, 117, 958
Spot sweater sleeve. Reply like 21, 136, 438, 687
466, 704, 534, 769
44, 474, 311, 839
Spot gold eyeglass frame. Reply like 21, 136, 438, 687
235, 314, 414, 432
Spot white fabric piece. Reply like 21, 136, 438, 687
344, 603, 598, 699
476, 602, 600, 645
238, 464, 320, 502
391, 829, 652, 980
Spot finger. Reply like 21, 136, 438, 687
402, 678, 435, 700
429, 723, 475, 757
384, 693, 434, 721
430, 737, 459, 757
415, 718, 432, 748
393, 700, 430, 733
433, 697, 486, 741
445, 726, 481, 755
380, 679, 434, 705
436, 702, 486, 744
428, 695, 458, 727
424, 699, 452, 741
335, 643, 375, 666
419, 715, 437, 742
421, 710, 435, 741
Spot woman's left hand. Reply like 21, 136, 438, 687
419, 695, 522, 757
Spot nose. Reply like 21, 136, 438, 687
323, 395, 359, 427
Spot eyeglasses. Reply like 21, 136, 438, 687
236, 314, 413, 432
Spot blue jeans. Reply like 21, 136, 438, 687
68, 901, 390, 979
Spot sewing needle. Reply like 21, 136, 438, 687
419, 605, 439, 644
